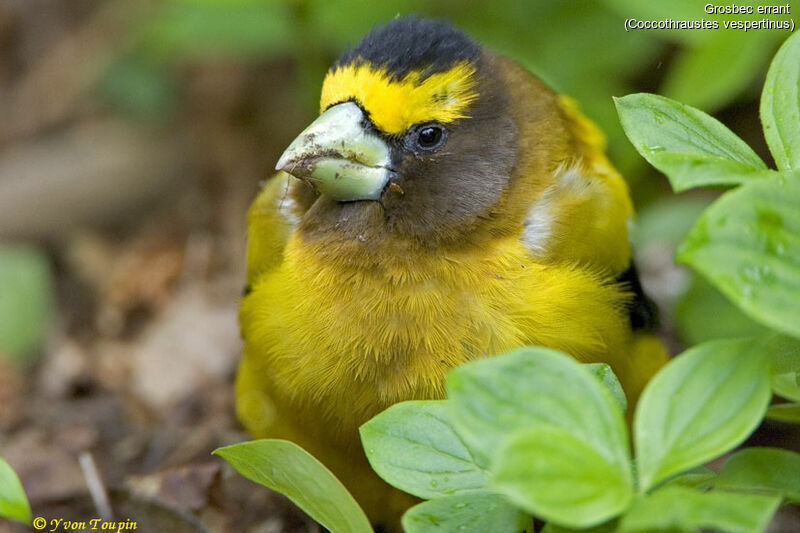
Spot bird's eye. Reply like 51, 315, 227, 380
415, 125, 445, 150
417, 127, 442, 147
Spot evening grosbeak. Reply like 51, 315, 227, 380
236, 16, 667, 526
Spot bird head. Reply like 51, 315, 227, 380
276, 17, 573, 247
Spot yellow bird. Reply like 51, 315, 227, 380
236, 16, 667, 527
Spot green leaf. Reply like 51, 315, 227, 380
493, 426, 633, 529
717, 447, 800, 503
648, 153, 775, 192
766, 403, 800, 423
773, 377, 800, 403
0, 458, 31, 524
618, 486, 781, 533
772, 379, 800, 403
761, 31, 800, 171
447, 347, 631, 477
615, 93, 767, 192
678, 175, 800, 338
584, 363, 627, 413
542, 520, 617, 533
766, 334, 800, 401
360, 401, 490, 500
213, 440, 371, 533
401, 491, 528, 533
0, 245, 53, 362
657, 466, 717, 493
675, 275, 771, 346
634, 338, 772, 492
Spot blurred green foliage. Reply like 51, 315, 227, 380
99, 55, 179, 122
101, 0, 789, 176
630, 195, 773, 345
138, 2, 294, 61
630, 196, 710, 251
0, 245, 53, 363
675, 276, 771, 345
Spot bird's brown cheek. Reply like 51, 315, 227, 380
379, 179, 408, 218
378, 156, 416, 204
377, 168, 422, 228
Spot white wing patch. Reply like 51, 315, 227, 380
522, 186, 555, 255
521, 164, 593, 257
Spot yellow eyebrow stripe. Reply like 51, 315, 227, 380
319, 62, 478, 135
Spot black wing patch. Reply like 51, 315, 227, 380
616, 263, 660, 332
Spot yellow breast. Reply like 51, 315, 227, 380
237, 230, 633, 448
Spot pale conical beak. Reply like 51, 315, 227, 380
275, 102, 393, 202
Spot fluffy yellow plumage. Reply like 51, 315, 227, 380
236, 17, 667, 527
